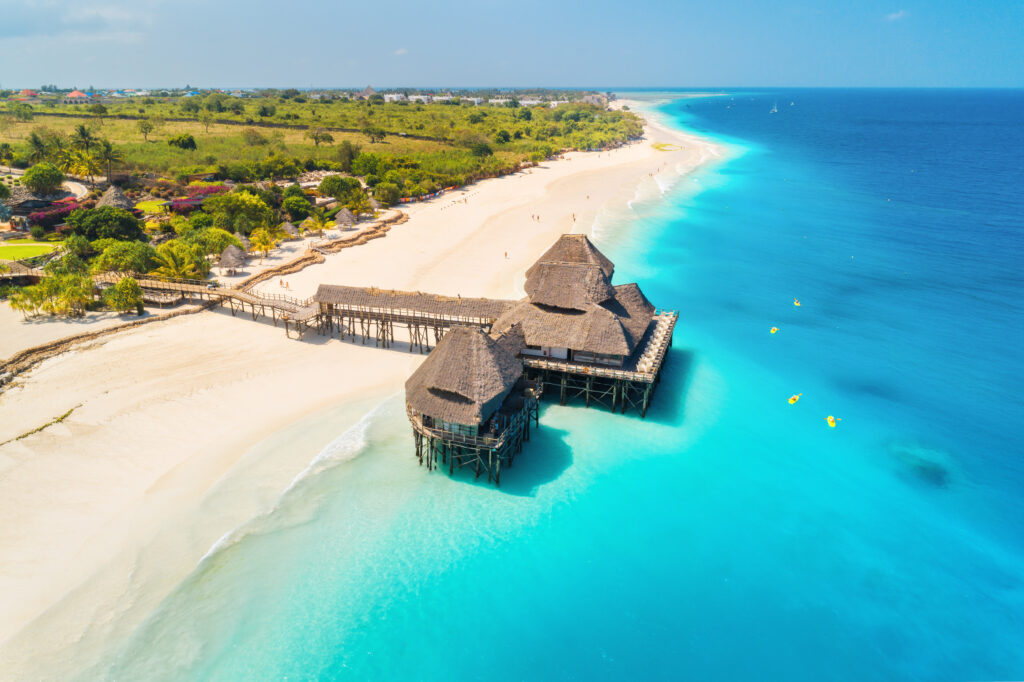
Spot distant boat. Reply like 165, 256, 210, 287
769, 101, 779, 114
790, 101, 795, 106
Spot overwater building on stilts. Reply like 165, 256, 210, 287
405, 325, 539, 485
490, 234, 677, 417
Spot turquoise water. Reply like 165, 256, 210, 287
92, 91, 1024, 681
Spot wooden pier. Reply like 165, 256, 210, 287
314, 284, 514, 352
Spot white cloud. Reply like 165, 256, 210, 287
885, 9, 908, 21
394, 47, 408, 56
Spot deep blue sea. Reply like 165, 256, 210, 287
91, 90, 1024, 681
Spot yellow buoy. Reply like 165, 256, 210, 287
793, 298, 801, 307
825, 415, 841, 428
770, 327, 779, 334
788, 393, 802, 404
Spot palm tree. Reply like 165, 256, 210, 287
71, 124, 97, 153
347, 193, 372, 217
26, 132, 49, 164
303, 208, 329, 237
95, 140, 123, 182
70, 150, 102, 186
248, 227, 277, 264
0, 142, 13, 174
150, 246, 202, 279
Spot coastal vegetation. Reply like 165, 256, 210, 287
1, 91, 641, 199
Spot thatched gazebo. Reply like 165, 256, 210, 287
95, 185, 134, 210
334, 207, 356, 228
368, 197, 381, 211
405, 326, 537, 484
234, 232, 250, 250
280, 221, 300, 239
219, 244, 247, 274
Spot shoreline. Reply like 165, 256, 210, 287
0, 97, 724, 677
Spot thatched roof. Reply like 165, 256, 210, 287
525, 233, 614, 281
0, 259, 36, 277
6, 186, 71, 207
219, 244, 247, 269
334, 208, 356, 226
95, 185, 134, 210
492, 283, 655, 357
234, 232, 250, 249
405, 326, 523, 425
315, 284, 514, 319
281, 221, 300, 237
368, 197, 381, 210
524, 262, 614, 311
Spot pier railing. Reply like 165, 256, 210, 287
522, 311, 678, 383
406, 405, 516, 450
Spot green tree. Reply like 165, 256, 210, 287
103, 276, 144, 313
494, 129, 511, 143
71, 124, 97, 153
88, 103, 108, 124
305, 127, 334, 149
26, 131, 49, 163
184, 227, 241, 256
0, 142, 14, 173
318, 175, 363, 202
137, 118, 155, 141
23, 162, 65, 194
198, 110, 214, 133
8, 103, 34, 122
202, 191, 273, 235
302, 208, 330, 237
0, 182, 10, 202
346, 191, 372, 216
96, 140, 124, 181
90, 240, 157, 273
362, 126, 386, 143
168, 134, 197, 150
150, 241, 208, 279
66, 206, 144, 241
248, 227, 277, 263
256, 103, 276, 118
373, 181, 400, 207
282, 195, 311, 221
240, 128, 268, 146
471, 142, 493, 157
335, 140, 360, 171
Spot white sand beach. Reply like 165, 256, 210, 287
0, 101, 723, 677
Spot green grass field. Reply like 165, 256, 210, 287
0, 242, 55, 259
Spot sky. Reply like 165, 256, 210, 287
0, 0, 1021, 89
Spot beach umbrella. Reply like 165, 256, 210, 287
219, 244, 246, 272
95, 185, 134, 210
334, 208, 356, 227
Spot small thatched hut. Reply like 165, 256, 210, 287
334, 207, 356, 228
280, 221, 300, 239
406, 326, 523, 437
219, 244, 247, 273
95, 185, 134, 210
368, 197, 381, 211
234, 232, 250, 250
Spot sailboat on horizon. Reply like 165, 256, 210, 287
770, 100, 779, 114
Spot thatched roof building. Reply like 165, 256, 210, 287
525, 233, 614, 280
5, 186, 72, 213
334, 208, 356, 227
219, 244, 247, 270
492, 234, 654, 364
234, 232, 250, 250
95, 185, 134, 210
405, 326, 523, 427
281, 221, 300, 238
